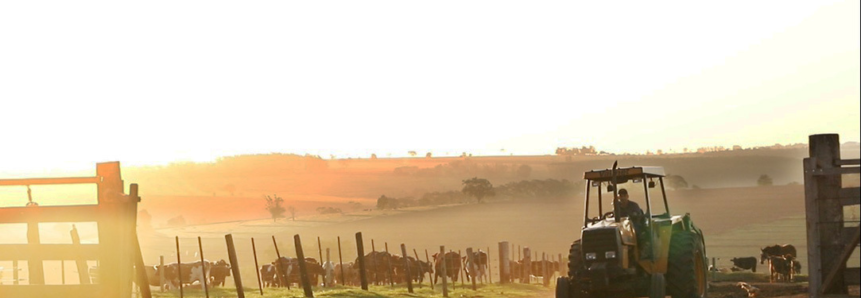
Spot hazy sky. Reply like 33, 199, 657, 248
1, 1, 858, 173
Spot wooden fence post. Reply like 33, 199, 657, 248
499, 242, 509, 284
401, 244, 414, 293
225, 234, 245, 298
413, 249, 424, 288
440, 246, 448, 298
356, 232, 368, 290
159, 256, 165, 292
425, 249, 434, 290
197, 237, 209, 298
294, 235, 315, 297
523, 247, 531, 284
458, 249, 464, 287
487, 246, 492, 284
385, 242, 394, 287
542, 253, 549, 287
272, 236, 289, 289
317, 237, 324, 287
251, 238, 263, 295
175, 236, 183, 298
371, 239, 377, 285
338, 236, 345, 286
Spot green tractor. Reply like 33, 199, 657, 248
556, 163, 708, 298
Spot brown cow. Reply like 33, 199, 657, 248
432, 251, 461, 284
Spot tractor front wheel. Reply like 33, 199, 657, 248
666, 231, 708, 298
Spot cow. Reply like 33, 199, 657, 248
767, 255, 795, 282
162, 260, 212, 290
209, 259, 231, 287
334, 262, 358, 286
261, 257, 294, 288
260, 264, 277, 287
355, 251, 395, 285
432, 251, 461, 284
761, 244, 797, 282
760, 244, 797, 264
322, 261, 335, 286
462, 250, 488, 283
730, 257, 758, 272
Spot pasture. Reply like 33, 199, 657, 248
131, 184, 859, 298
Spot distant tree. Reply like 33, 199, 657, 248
287, 206, 297, 221
371, 153, 378, 159
265, 194, 286, 222
462, 177, 495, 203
666, 175, 689, 190
757, 174, 773, 186
426, 152, 432, 158
408, 151, 417, 157
516, 164, 532, 179
377, 195, 394, 210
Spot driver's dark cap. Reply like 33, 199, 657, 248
619, 188, 628, 195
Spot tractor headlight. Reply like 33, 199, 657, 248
585, 253, 597, 260
605, 251, 616, 259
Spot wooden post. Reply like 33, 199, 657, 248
499, 242, 510, 284
518, 245, 522, 282
317, 236, 324, 287
401, 244, 414, 293
523, 247, 531, 284
326, 248, 331, 287
466, 248, 477, 290
225, 234, 245, 298
425, 249, 434, 290
711, 258, 716, 281
294, 235, 315, 298
385, 242, 394, 287
440, 246, 448, 298
272, 236, 289, 289
176, 236, 184, 298
356, 232, 368, 290
806, 134, 849, 296
159, 256, 165, 292
251, 238, 263, 295
458, 249, 464, 287
487, 246, 492, 284
198, 237, 209, 298
338, 236, 345, 286
543, 253, 549, 287
413, 248, 423, 288
371, 239, 377, 285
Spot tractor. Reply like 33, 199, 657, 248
556, 162, 708, 298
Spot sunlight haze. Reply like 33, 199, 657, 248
1, 0, 858, 174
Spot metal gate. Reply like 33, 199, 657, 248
0, 162, 150, 297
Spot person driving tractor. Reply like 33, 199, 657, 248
615, 188, 643, 218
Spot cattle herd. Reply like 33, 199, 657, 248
718, 244, 802, 283
139, 245, 565, 293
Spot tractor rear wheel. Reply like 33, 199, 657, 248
666, 231, 707, 298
